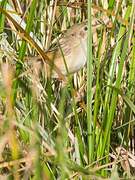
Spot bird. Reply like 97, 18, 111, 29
27, 19, 101, 78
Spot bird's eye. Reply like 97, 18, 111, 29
71, 33, 75, 36
84, 26, 88, 31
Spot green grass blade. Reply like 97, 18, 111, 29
87, 0, 93, 163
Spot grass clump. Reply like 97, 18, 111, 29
0, 0, 135, 179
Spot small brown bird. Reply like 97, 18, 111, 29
28, 19, 101, 78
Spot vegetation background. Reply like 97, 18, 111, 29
0, 0, 135, 179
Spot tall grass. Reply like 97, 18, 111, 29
87, 0, 93, 164
0, 0, 135, 179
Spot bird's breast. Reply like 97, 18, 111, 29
67, 42, 87, 73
